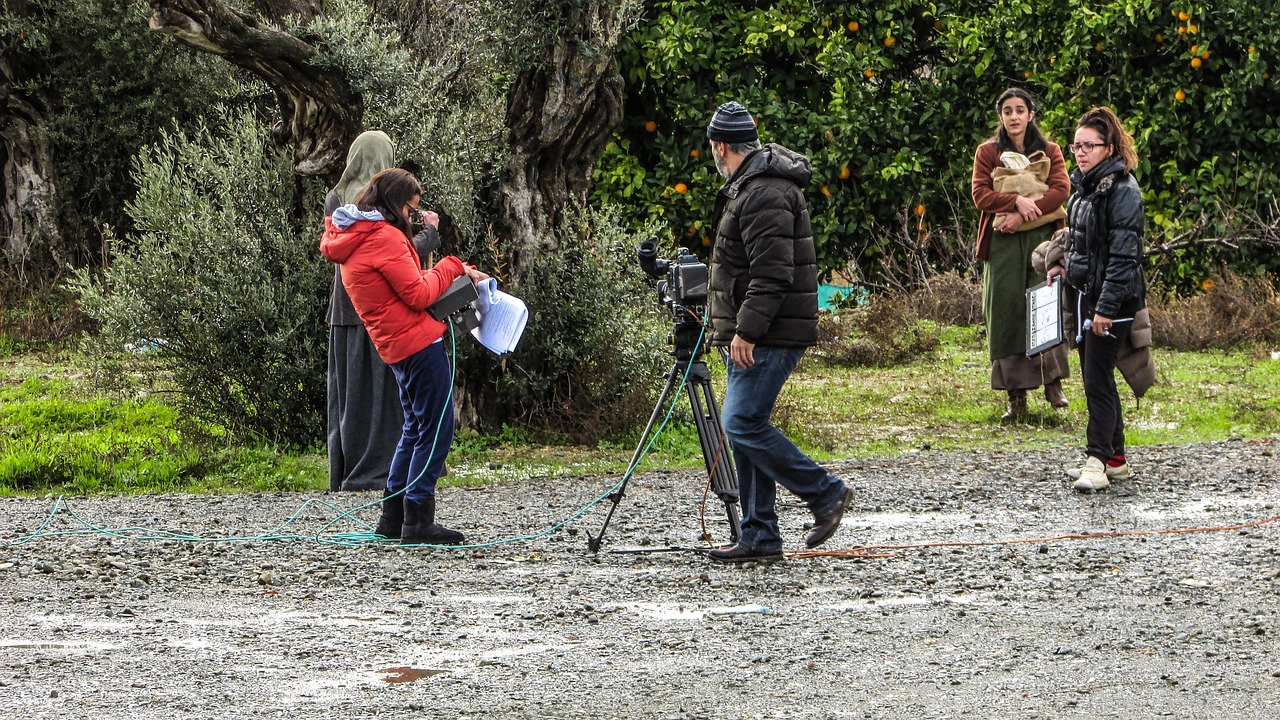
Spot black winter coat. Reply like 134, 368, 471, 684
1064, 156, 1146, 319
708, 144, 819, 347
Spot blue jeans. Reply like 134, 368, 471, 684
386, 342, 454, 503
720, 346, 844, 551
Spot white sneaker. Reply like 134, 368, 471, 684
1072, 457, 1111, 491
1066, 461, 1131, 481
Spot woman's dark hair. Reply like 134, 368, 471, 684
355, 168, 421, 238
1077, 106, 1138, 172
990, 87, 1049, 155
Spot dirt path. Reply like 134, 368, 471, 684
2, 439, 1278, 719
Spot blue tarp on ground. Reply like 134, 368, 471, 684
818, 283, 864, 310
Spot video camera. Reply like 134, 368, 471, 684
637, 241, 709, 358
637, 241, 708, 312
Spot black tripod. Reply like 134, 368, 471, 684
587, 319, 741, 552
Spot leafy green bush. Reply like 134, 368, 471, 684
0, 0, 249, 269
455, 206, 671, 442
596, 0, 1280, 292
71, 112, 330, 448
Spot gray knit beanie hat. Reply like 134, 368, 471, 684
706, 101, 758, 143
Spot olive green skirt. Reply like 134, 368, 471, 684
982, 224, 1069, 390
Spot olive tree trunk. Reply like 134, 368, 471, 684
0, 56, 63, 274
148, 0, 361, 175
498, 1, 627, 277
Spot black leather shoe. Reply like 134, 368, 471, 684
706, 544, 784, 563
804, 485, 853, 549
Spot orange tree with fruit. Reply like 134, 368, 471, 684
592, 0, 1278, 292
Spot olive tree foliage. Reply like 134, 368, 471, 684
72, 113, 331, 447
0, 0, 242, 275
121, 0, 666, 443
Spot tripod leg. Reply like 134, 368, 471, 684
587, 364, 683, 552
685, 362, 741, 543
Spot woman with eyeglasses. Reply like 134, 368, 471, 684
321, 168, 490, 543
1048, 107, 1147, 492
971, 88, 1072, 421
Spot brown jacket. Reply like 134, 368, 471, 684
1034, 230, 1156, 398
971, 140, 1070, 261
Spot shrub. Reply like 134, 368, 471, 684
454, 205, 670, 443
908, 270, 983, 327
71, 112, 330, 448
815, 294, 941, 366
1, 0, 248, 271
1148, 272, 1280, 350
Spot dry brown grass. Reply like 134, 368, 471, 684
906, 269, 983, 326
1148, 272, 1280, 350
815, 293, 942, 366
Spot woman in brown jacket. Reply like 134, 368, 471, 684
971, 88, 1072, 420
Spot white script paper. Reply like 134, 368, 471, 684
1025, 279, 1063, 356
471, 278, 528, 355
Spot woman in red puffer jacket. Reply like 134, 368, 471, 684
320, 168, 488, 546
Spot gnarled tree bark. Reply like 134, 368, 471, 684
0, 54, 63, 273
148, 0, 361, 175
499, 1, 627, 276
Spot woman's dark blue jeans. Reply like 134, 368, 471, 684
720, 346, 844, 551
387, 341, 454, 503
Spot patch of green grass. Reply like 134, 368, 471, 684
4, 329, 1279, 496
0, 352, 327, 496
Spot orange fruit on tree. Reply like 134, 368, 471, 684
1188, 24, 1198, 34
1190, 45, 1199, 55
1171, 9, 1179, 17
823, 129, 835, 141
1201, 51, 1210, 60
1264, 72, 1272, 79
644, 120, 657, 132
1175, 89, 1187, 102
1095, 42, 1104, 52
839, 166, 851, 180
864, 68, 875, 78
1248, 46, 1257, 55
821, 19, 830, 28
934, 20, 943, 31
674, 183, 688, 194
884, 36, 896, 47
701, 236, 711, 247
689, 148, 699, 158
821, 185, 832, 198
1178, 11, 1189, 21
1156, 33, 1164, 43
914, 204, 926, 217
1023, 71, 1031, 79
1178, 26, 1187, 35
1191, 57, 1202, 68
847, 21, 859, 32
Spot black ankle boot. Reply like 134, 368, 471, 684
374, 490, 404, 539
401, 495, 466, 545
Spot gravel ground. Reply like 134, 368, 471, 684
2, 438, 1278, 719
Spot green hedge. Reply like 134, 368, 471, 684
593, 0, 1279, 290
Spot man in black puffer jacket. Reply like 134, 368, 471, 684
701, 101, 852, 563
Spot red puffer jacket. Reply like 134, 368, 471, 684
320, 217, 466, 365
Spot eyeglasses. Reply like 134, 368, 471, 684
1069, 141, 1104, 155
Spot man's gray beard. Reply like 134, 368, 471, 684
714, 155, 729, 178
